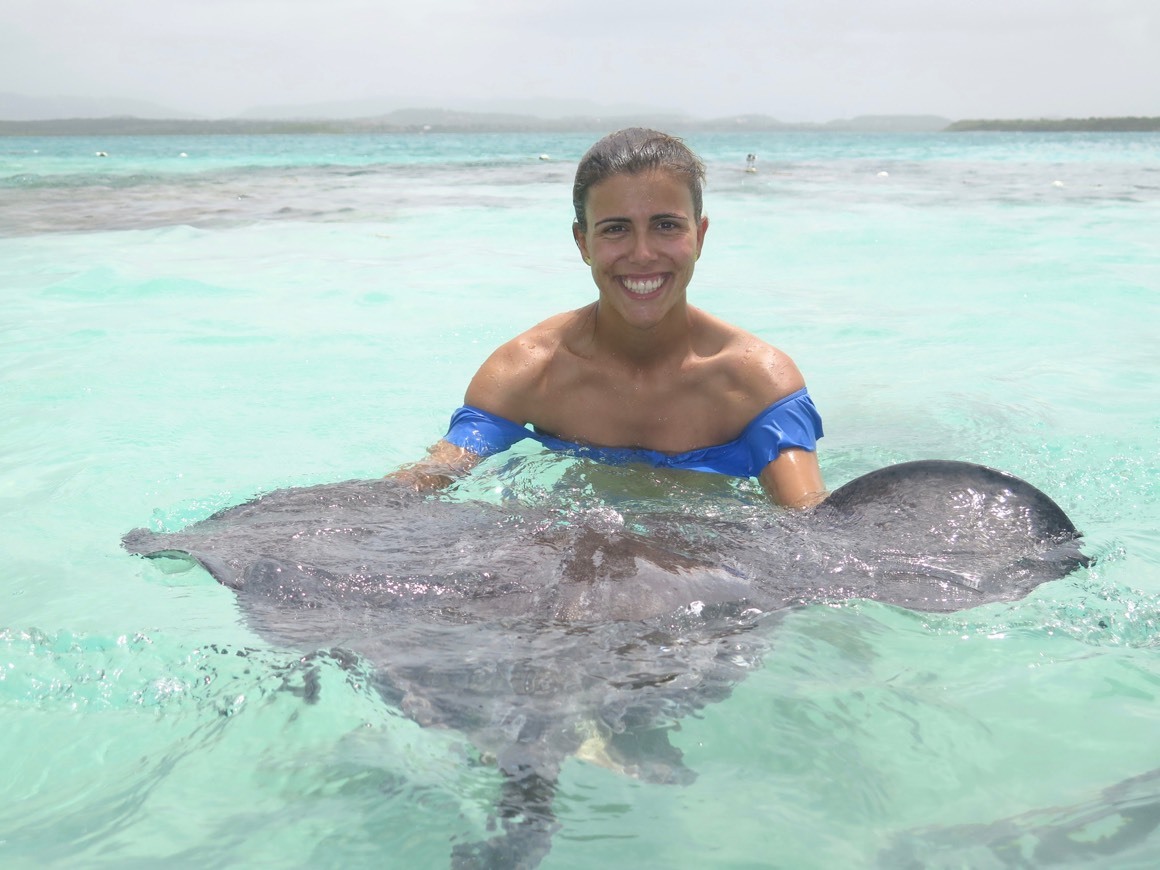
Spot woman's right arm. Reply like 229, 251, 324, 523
387, 333, 545, 490
388, 439, 482, 491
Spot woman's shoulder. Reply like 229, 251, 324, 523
464, 305, 594, 419
691, 308, 806, 404
483, 307, 590, 368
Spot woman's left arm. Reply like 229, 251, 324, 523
759, 448, 828, 509
735, 337, 827, 509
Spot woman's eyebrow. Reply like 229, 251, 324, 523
593, 212, 687, 226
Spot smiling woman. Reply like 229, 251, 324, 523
393, 128, 827, 507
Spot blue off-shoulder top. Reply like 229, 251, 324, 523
443, 387, 823, 479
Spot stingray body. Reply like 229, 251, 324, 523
123, 460, 1087, 868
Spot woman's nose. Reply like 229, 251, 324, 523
630, 232, 655, 262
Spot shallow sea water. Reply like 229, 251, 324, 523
2, 131, 1159, 868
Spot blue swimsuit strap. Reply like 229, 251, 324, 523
443, 388, 823, 479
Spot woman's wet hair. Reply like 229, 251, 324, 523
572, 128, 706, 231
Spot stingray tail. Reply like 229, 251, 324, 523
451, 768, 559, 870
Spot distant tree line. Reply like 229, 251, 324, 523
947, 117, 1160, 132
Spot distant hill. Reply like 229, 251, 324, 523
0, 92, 198, 121
346, 107, 690, 130
459, 97, 684, 119
704, 114, 951, 132
239, 96, 680, 121
824, 115, 952, 132
0, 92, 956, 133
947, 116, 1160, 132
0, 111, 694, 136
0, 106, 958, 137
0, 92, 959, 133
0, 117, 351, 136
5, 93, 1156, 135
238, 98, 412, 120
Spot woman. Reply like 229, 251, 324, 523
396, 128, 826, 508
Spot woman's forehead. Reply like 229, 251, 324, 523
585, 169, 696, 215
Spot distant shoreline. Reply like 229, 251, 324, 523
1, 114, 1157, 137
0, 113, 946, 136
947, 117, 1160, 132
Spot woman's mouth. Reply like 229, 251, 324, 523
619, 275, 666, 298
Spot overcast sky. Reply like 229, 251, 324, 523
4, 0, 1158, 121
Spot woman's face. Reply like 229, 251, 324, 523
573, 169, 708, 332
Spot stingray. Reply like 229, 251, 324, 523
123, 460, 1087, 868
880, 765, 1160, 866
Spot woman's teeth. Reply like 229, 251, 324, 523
621, 276, 664, 294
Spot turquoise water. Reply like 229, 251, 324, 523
2, 131, 1159, 867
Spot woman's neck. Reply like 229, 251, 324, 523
590, 300, 696, 367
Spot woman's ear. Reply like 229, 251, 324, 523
573, 221, 591, 264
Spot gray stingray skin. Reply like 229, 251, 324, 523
123, 459, 1087, 869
